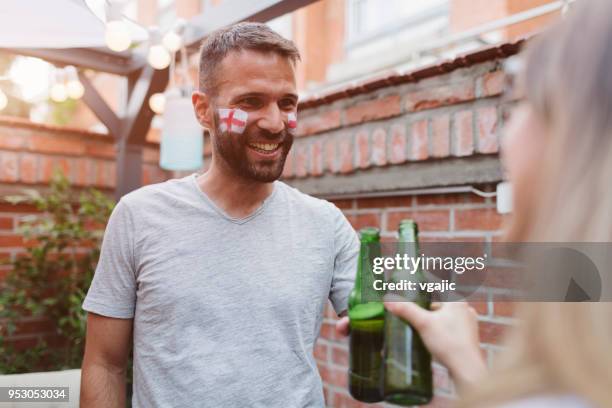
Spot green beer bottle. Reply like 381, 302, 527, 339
383, 220, 433, 405
348, 227, 385, 403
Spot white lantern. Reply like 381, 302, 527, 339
160, 92, 203, 171
162, 31, 183, 53
148, 27, 171, 70
65, 66, 84, 99
148, 44, 171, 70
149, 92, 166, 114
104, 3, 131, 52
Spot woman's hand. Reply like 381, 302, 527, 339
383, 300, 487, 389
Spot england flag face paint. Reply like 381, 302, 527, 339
287, 112, 297, 134
218, 108, 248, 134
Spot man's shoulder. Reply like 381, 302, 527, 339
119, 174, 193, 210
275, 181, 342, 218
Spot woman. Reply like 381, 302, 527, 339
385, 0, 612, 406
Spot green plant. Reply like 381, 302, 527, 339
0, 170, 114, 373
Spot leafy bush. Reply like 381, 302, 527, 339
0, 170, 114, 373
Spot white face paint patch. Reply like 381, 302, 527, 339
218, 108, 248, 134
287, 112, 297, 134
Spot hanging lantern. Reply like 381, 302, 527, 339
104, 2, 131, 52
160, 91, 203, 171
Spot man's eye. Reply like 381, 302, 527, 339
279, 99, 296, 110
240, 98, 262, 109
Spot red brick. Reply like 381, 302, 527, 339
143, 147, 160, 164
85, 141, 116, 159
409, 120, 428, 161
319, 322, 336, 341
297, 110, 341, 136
0, 217, 14, 230
324, 137, 337, 174
345, 94, 401, 125
74, 158, 90, 186
416, 193, 485, 207
0, 235, 24, 247
330, 199, 353, 210
370, 128, 387, 166
0, 132, 26, 150
331, 345, 348, 366
0, 151, 19, 182
453, 111, 474, 157
310, 139, 323, 176
349, 213, 381, 230
19, 153, 37, 184
355, 196, 411, 209
330, 392, 386, 408
405, 81, 475, 112
386, 210, 450, 232
455, 208, 504, 231
355, 129, 370, 169
481, 70, 505, 97
95, 160, 110, 187
339, 135, 353, 174
295, 144, 308, 178
389, 123, 407, 164
478, 321, 508, 345
477, 106, 499, 153
39, 156, 70, 183
430, 115, 450, 158
107, 162, 117, 188
282, 149, 294, 178
14, 318, 55, 336
318, 365, 348, 388
27, 134, 85, 155
314, 342, 328, 362
492, 301, 516, 318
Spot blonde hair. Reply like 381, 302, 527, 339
460, 0, 612, 406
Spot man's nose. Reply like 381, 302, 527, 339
257, 104, 285, 134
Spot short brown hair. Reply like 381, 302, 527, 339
198, 22, 301, 95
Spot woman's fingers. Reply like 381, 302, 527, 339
335, 316, 350, 337
383, 301, 430, 331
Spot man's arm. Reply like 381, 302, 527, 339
80, 312, 133, 408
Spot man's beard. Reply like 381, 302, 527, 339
212, 112, 293, 183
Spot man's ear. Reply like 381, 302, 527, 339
192, 90, 214, 130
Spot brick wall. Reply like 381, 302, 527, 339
0, 116, 170, 349
282, 43, 520, 407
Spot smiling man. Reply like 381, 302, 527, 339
80, 22, 358, 407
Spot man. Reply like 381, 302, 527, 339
80, 22, 358, 407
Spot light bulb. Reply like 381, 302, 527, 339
50, 83, 68, 102
0, 89, 7, 111
149, 92, 166, 114
162, 31, 183, 53
67, 80, 85, 99
105, 20, 132, 52
148, 45, 171, 70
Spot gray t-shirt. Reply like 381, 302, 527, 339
82, 173, 359, 407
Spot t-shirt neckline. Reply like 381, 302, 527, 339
188, 173, 278, 225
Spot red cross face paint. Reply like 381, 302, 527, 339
218, 108, 248, 134
287, 112, 297, 134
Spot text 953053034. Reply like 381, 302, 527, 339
0, 387, 69, 402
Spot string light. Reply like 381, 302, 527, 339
50, 69, 68, 103
65, 66, 85, 99
147, 27, 171, 70
105, 2, 132, 52
149, 92, 166, 114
